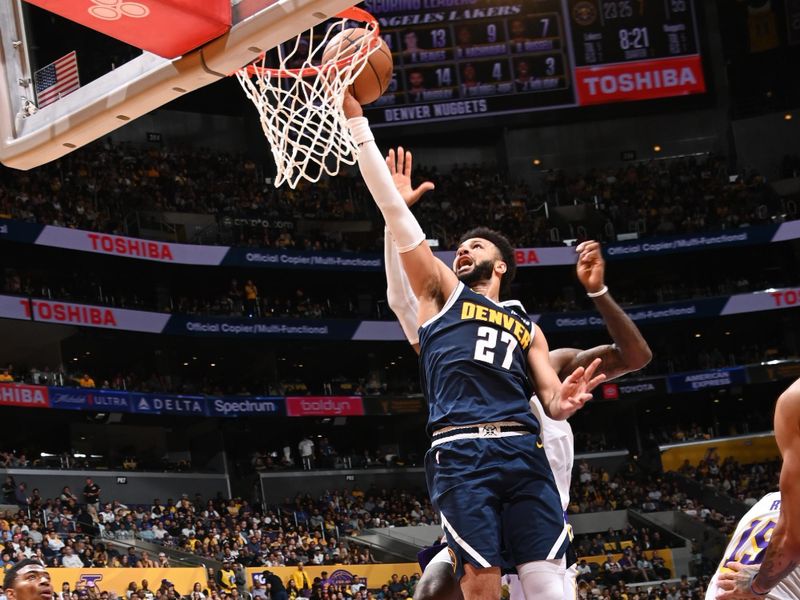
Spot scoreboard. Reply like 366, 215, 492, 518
361, 0, 706, 125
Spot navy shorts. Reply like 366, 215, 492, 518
425, 434, 569, 579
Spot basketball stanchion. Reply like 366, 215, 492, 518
235, 7, 392, 189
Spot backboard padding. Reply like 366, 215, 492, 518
0, 0, 358, 170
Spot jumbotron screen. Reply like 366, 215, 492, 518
361, 0, 706, 125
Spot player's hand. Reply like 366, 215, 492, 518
556, 358, 605, 419
716, 563, 765, 600
575, 241, 605, 295
342, 91, 363, 119
386, 146, 434, 207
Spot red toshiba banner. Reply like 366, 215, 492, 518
285, 396, 364, 417
24, 0, 231, 59
0, 383, 50, 408
575, 55, 706, 106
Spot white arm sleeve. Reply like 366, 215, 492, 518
384, 227, 420, 345
348, 117, 425, 253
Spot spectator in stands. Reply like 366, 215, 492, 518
138, 581, 153, 600
244, 281, 259, 318
157, 552, 169, 567
2, 477, 15, 504
290, 564, 311, 593
218, 562, 236, 592
576, 560, 593, 583
189, 584, 205, 600
0, 369, 12, 383
261, 571, 287, 600
60, 487, 78, 505
77, 374, 96, 388
82, 478, 100, 510
603, 554, 623, 585
636, 552, 657, 581
249, 580, 266, 600
13, 483, 29, 507
61, 547, 83, 568
57, 583, 71, 600
138, 552, 155, 568
298, 437, 314, 471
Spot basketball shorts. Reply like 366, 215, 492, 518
425, 433, 570, 579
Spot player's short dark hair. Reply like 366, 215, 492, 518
4, 558, 46, 591
458, 227, 517, 297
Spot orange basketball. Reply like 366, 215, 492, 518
322, 28, 393, 105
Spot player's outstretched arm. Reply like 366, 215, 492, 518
528, 324, 605, 420
550, 241, 652, 381
383, 146, 435, 351
716, 379, 800, 600
343, 95, 456, 322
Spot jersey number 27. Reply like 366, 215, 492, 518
474, 325, 518, 369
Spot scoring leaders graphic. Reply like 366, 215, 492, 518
362, 0, 707, 125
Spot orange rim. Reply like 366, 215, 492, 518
242, 6, 380, 79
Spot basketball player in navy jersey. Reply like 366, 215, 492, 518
715, 377, 800, 600
344, 97, 606, 600
382, 146, 652, 600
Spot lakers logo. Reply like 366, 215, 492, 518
536, 437, 544, 449
572, 1, 597, 26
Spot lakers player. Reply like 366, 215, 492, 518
713, 378, 800, 600
381, 147, 652, 600
345, 97, 605, 600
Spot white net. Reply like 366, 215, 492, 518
236, 13, 381, 189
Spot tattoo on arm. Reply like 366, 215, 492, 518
755, 545, 798, 591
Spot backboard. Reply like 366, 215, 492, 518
0, 0, 358, 170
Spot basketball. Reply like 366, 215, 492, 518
322, 28, 393, 105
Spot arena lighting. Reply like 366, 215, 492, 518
73, 453, 86, 458
713, 399, 720, 403
725, 331, 731, 335
210, 363, 216, 367
183, 362, 189, 366
532, 158, 542, 166
653, 145, 662, 152
694, 333, 701, 338
785, 113, 793, 121
39, 452, 55, 457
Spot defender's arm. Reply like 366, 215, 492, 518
528, 324, 604, 420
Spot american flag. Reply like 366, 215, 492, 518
34, 51, 80, 108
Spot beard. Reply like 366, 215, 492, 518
457, 259, 496, 288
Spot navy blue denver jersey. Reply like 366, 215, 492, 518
418, 282, 539, 435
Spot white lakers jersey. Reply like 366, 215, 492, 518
706, 492, 800, 600
530, 394, 574, 511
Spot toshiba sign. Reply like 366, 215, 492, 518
285, 396, 364, 417
575, 55, 706, 106
0, 383, 50, 408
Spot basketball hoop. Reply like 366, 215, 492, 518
235, 7, 381, 189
